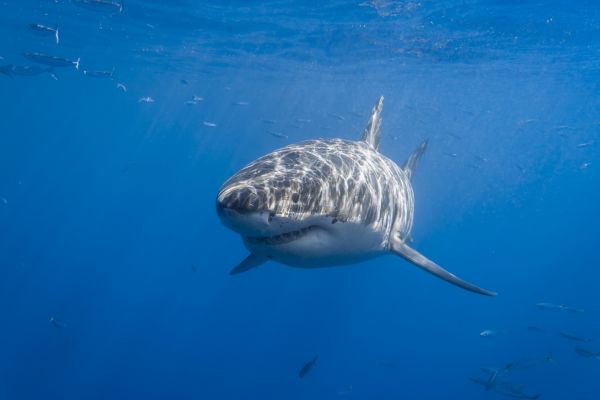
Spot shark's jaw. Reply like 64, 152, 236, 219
217, 207, 384, 268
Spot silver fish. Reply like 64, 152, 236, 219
49, 316, 67, 329
480, 329, 511, 337
559, 332, 593, 343
574, 347, 600, 360
83, 68, 114, 78
268, 131, 288, 139
536, 302, 584, 313
23, 52, 79, 69
29, 23, 59, 45
0, 64, 53, 77
505, 353, 553, 371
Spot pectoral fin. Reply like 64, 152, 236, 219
230, 253, 267, 275
391, 239, 497, 296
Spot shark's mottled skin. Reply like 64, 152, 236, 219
216, 97, 495, 296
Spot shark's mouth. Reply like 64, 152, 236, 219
244, 225, 317, 246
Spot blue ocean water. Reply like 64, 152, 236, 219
1, 1, 600, 399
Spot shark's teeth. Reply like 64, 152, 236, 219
245, 226, 316, 246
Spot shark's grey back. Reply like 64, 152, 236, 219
219, 138, 414, 246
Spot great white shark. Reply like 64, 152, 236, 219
216, 96, 496, 296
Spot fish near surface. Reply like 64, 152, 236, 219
216, 97, 496, 296
298, 355, 318, 378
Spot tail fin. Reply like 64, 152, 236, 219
74, 57, 80, 70
403, 139, 428, 181
55, 25, 59, 45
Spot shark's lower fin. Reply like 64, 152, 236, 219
390, 238, 496, 296
402, 139, 428, 181
230, 253, 267, 275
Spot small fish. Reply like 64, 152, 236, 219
560, 332, 593, 343
268, 131, 288, 139
574, 347, 600, 360
580, 162, 591, 170
120, 161, 136, 174
185, 95, 204, 105
29, 23, 59, 45
1, 197, 7, 204
23, 52, 79, 69
298, 354, 318, 378
138, 96, 154, 103
203, 121, 217, 127
506, 353, 553, 371
180, 79, 188, 85
0, 64, 54, 77
471, 366, 510, 391
116, 82, 127, 92
480, 329, 511, 337
576, 141, 594, 148
83, 68, 114, 78
496, 382, 541, 400
517, 119, 537, 126
74, 0, 123, 13
554, 125, 578, 131
261, 119, 277, 124
49, 316, 66, 329
233, 101, 249, 106
336, 385, 353, 397
470, 373, 540, 399
536, 302, 584, 313
444, 152, 458, 157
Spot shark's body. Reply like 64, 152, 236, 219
216, 97, 495, 296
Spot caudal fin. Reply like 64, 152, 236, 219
391, 238, 497, 296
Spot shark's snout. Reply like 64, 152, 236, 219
216, 186, 272, 236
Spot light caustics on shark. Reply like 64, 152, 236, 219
216, 96, 496, 296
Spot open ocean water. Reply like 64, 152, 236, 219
1, 1, 600, 399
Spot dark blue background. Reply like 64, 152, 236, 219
1, 1, 599, 399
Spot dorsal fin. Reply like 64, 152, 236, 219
361, 96, 384, 150
402, 139, 428, 181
